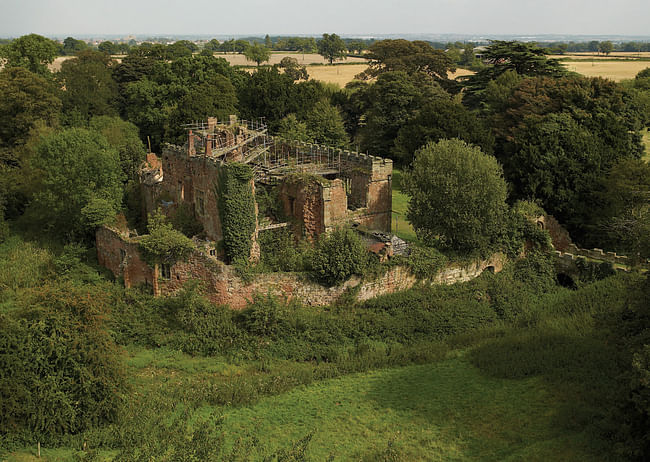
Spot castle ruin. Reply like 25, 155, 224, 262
96, 116, 394, 303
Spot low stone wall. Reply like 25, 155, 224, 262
557, 244, 649, 270
97, 226, 506, 309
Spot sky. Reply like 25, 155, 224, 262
1, 0, 648, 38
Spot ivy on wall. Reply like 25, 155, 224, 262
216, 162, 256, 263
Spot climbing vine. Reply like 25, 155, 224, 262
216, 162, 256, 263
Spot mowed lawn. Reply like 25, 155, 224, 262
218, 356, 605, 461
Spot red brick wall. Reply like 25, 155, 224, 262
96, 227, 154, 288
279, 179, 325, 239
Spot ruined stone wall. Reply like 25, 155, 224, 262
279, 178, 325, 239
97, 225, 505, 309
96, 227, 154, 288
321, 179, 348, 232
538, 215, 572, 251
158, 145, 224, 242
339, 153, 393, 233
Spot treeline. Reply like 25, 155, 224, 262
2, 34, 650, 255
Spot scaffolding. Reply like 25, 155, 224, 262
181, 117, 373, 183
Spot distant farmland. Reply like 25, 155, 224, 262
561, 60, 649, 81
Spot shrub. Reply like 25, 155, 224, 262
259, 227, 312, 273
171, 283, 244, 354
311, 228, 373, 285
139, 209, 195, 266
406, 245, 448, 279
239, 293, 294, 339
0, 281, 126, 437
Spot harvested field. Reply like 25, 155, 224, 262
306, 64, 368, 87
550, 52, 650, 60
216, 52, 367, 66
561, 60, 649, 81
306, 64, 475, 87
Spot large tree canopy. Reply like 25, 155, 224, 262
317, 33, 347, 65
393, 98, 494, 164
2, 34, 59, 77
0, 68, 61, 151
462, 40, 567, 108
492, 75, 645, 240
58, 50, 119, 120
26, 128, 124, 239
357, 71, 448, 158
357, 39, 456, 83
89, 116, 146, 182
402, 139, 508, 253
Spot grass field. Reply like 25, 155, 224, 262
6, 341, 614, 461
220, 355, 604, 461
391, 169, 417, 242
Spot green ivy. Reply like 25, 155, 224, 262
216, 163, 256, 263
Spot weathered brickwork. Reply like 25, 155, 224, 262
99, 116, 397, 303
97, 225, 505, 309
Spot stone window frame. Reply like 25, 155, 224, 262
160, 263, 171, 280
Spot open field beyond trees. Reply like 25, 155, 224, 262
561, 60, 650, 81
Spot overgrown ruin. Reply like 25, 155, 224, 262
97, 116, 396, 303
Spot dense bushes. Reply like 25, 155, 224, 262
0, 282, 126, 438
311, 227, 377, 285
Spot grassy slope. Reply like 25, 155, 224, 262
219, 355, 602, 461
10, 350, 605, 461
391, 168, 418, 242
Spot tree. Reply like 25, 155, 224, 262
491, 75, 645, 241
311, 227, 372, 285
304, 100, 348, 147
598, 158, 650, 260
89, 116, 146, 182
264, 34, 272, 48
317, 33, 347, 65
393, 98, 494, 164
0, 281, 127, 436
139, 209, 196, 267
25, 128, 124, 239
462, 40, 566, 108
0, 68, 61, 150
357, 39, 455, 82
237, 67, 295, 127
276, 114, 311, 142
58, 50, 119, 119
243, 42, 271, 67
98, 41, 119, 55
357, 71, 447, 157
598, 41, 614, 56
62, 36, 87, 56
166, 74, 238, 144
204, 39, 221, 52
279, 56, 308, 80
2, 34, 59, 77
402, 139, 508, 253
